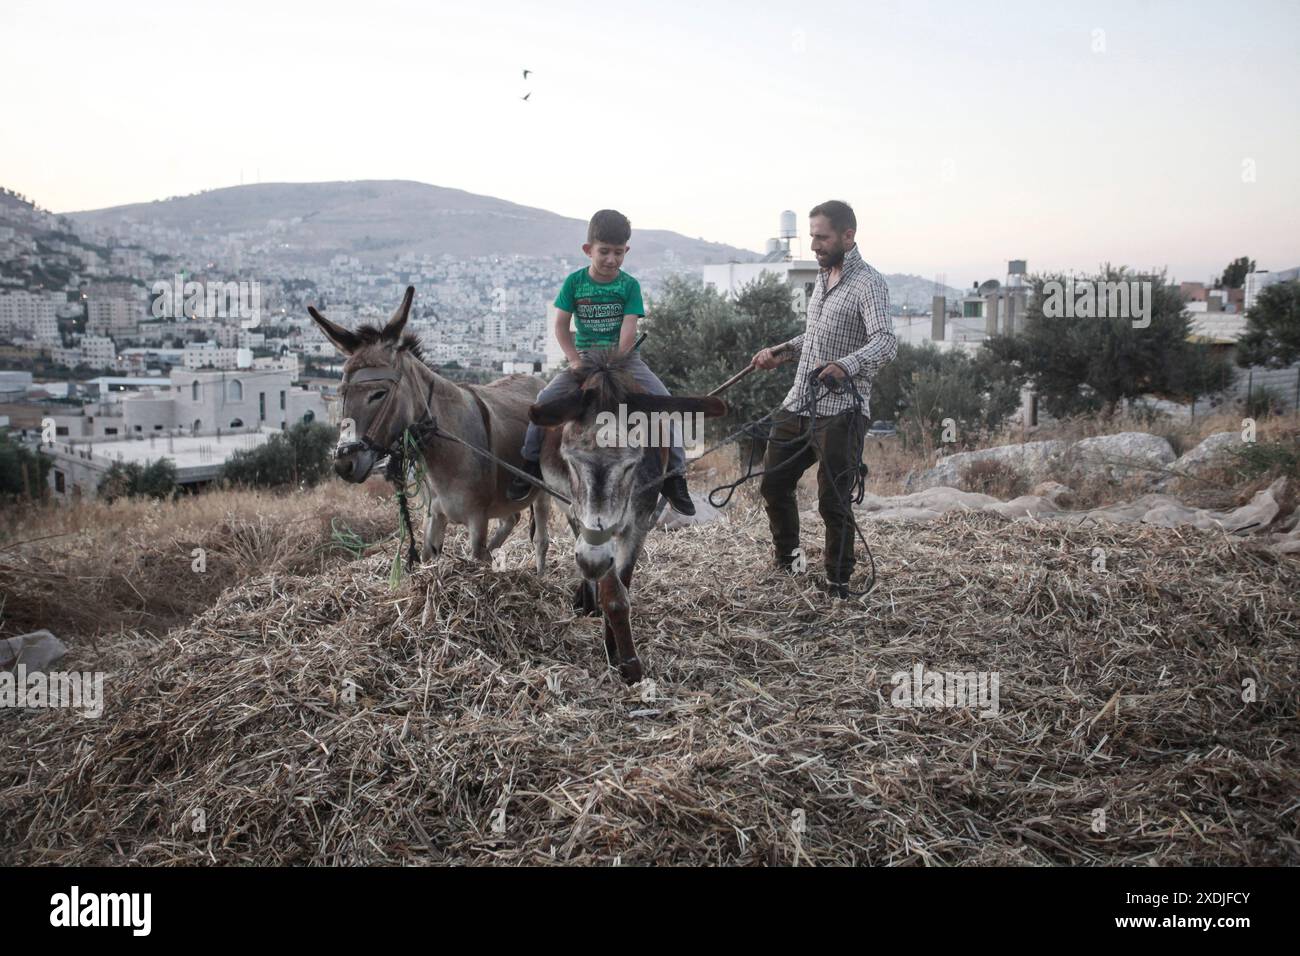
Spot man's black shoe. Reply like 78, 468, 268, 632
775, 548, 807, 574
820, 577, 852, 599
506, 458, 543, 501
662, 475, 696, 516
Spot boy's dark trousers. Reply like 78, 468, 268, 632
759, 408, 866, 584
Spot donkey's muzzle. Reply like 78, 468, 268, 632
334, 442, 378, 483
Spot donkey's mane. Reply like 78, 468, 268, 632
571, 349, 641, 411
353, 325, 433, 368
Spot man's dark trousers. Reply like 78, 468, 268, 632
759, 408, 866, 584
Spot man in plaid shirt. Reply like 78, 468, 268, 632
750, 200, 897, 597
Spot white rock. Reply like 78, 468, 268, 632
905, 440, 1069, 492
1170, 432, 1243, 477
0, 630, 68, 674
1070, 432, 1176, 483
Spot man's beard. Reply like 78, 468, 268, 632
818, 246, 846, 268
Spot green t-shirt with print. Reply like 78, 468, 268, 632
554, 268, 645, 350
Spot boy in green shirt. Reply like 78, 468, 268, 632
508, 209, 695, 515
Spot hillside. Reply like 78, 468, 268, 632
67, 180, 761, 267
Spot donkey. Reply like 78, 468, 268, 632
309, 287, 551, 570
529, 351, 726, 683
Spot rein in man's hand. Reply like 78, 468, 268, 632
817, 362, 849, 384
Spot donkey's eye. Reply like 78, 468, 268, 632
368, 390, 388, 403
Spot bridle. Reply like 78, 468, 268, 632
335, 362, 436, 463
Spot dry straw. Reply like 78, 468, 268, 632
2, 498, 1297, 865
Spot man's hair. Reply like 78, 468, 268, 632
588, 209, 632, 246
809, 200, 856, 234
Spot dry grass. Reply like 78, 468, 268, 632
2, 489, 1296, 866
0, 481, 394, 647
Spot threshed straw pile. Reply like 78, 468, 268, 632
2, 503, 1297, 865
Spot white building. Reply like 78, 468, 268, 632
701, 257, 820, 317
80, 335, 117, 369
42, 429, 278, 502
86, 297, 140, 337
0, 290, 59, 338
1244, 266, 1300, 312
183, 344, 252, 370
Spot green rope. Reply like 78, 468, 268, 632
386, 425, 435, 589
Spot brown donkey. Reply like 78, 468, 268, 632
309, 287, 551, 570
529, 351, 726, 683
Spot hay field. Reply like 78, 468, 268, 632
2, 481, 1296, 865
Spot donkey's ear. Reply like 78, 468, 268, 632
529, 389, 590, 427
308, 305, 361, 355
626, 394, 729, 418
382, 286, 415, 342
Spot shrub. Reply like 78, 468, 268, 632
98, 459, 178, 503
221, 421, 339, 490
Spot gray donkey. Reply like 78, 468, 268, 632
529, 350, 726, 682
309, 287, 551, 570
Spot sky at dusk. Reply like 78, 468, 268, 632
3, 0, 1297, 285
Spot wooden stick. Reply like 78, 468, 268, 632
708, 343, 791, 397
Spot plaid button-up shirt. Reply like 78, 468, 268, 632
782, 243, 897, 418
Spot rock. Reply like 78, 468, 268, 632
905, 440, 1069, 492
1170, 432, 1243, 477
1069, 432, 1176, 484
1031, 481, 1076, 509
657, 492, 723, 529
0, 630, 68, 674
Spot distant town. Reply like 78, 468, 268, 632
1, 183, 1295, 504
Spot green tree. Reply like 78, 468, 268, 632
98, 458, 177, 502
1168, 340, 1235, 416
1219, 256, 1256, 291
0, 432, 52, 499
1236, 280, 1300, 369
221, 421, 339, 489
642, 273, 802, 451
878, 343, 1022, 447
1004, 268, 1194, 418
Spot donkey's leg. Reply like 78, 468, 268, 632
598, 571, 641, 684
422, 508, 448, 562
564, 514, 599, 615
467, 512, 491, 563
530, 494, 551, 574
486, 512, 519, 552
573, 579, 599, 616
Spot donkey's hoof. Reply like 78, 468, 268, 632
619, 657, 643, 685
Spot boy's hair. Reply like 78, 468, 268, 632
809, 200, 856, 234
587, 209, 632, 246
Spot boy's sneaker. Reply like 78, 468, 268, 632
506, 458, 543, 501
661, 475, 696, 516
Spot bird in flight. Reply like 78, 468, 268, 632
522, 68, 532, 79
521, 92, 531, 102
